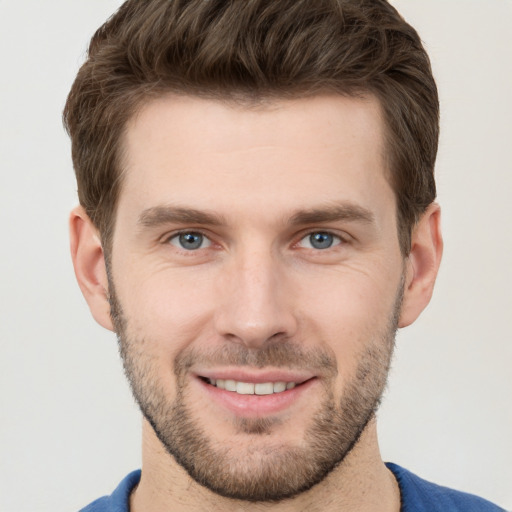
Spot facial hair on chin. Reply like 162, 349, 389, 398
108, 273, 403, 503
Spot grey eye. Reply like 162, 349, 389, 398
169, 232, 211, 250
298, 232, 341, 250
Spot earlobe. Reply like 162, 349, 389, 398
69, 206, 114, 332
399, 203, 443, 328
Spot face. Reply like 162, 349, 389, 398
108, 94, 405, 501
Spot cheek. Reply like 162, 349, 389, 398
115, 267, 218, 357
294, 268, 400, 369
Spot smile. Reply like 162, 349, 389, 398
197, 373, 317, 416
207, 378, 297, 395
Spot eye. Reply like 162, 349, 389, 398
168, 232, 211, 251
298, 232, 342, 250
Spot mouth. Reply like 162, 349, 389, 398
201, 377, 298, 395
195, 372, 317, 417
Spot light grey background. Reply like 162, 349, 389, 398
0, 1, 511, 511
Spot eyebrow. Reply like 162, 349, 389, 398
138, 202, 374, 229
138, 206, 226, 228
288, 203, 375, 226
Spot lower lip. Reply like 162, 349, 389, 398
196, 377, 317, 417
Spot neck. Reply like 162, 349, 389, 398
130, 419, 401, 512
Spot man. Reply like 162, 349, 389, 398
64, 1, 505, 510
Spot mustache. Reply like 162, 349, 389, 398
175, 340, 338, 377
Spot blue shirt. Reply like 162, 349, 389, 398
80, 464, 506, 511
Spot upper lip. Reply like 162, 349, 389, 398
194, 368, 315, 385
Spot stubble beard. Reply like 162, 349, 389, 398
108, 278, 403, 503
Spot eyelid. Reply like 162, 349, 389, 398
161, 228, 207, 241
296, 228, 350, 245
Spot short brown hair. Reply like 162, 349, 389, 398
64, 0, 439, 255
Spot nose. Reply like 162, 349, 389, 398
214, 249, 298, 349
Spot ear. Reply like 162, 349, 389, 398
69, 206, 114, 331
399, 203, 443, 328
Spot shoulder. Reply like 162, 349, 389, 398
386, 463, 506, 512
79, 470, 141, 512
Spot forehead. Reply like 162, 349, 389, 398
118, 93, 392, 224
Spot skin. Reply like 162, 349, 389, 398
70, 94, 442, 511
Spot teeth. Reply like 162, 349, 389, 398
225, 380, 237, 392
273, 382, 287, 393
255, 382, 274, 395
207, 378, 298, 395
236, 382, 255, 395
